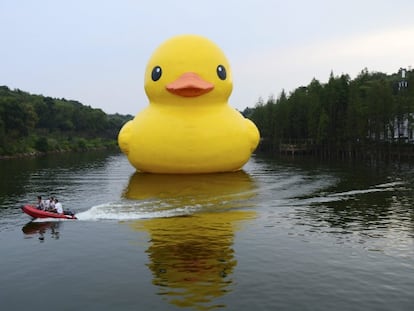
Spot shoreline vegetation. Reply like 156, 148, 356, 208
243, 67, 414, 161
0, 86, 132, 159
0, 145, 119, 160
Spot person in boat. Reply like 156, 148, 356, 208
36, 196, 45, 210
54, 198, 63, 214
46, 196, 55, 211
44, 197, 51, 210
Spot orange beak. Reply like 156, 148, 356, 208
166, 72, 214, 97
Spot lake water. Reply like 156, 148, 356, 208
0, 151, 413, 310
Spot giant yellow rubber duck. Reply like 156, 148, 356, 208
118, 34, 260, 173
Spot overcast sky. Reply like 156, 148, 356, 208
1, 0, 413, 115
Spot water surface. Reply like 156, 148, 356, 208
0, 151, 413, 310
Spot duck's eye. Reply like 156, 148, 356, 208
151, 66, 162, 81
217, 65, 226, 80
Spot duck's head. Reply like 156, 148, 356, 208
144, 35, 233, 106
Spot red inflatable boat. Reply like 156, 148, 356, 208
21, 204, 77, 220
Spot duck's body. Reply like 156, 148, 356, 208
119, 104, 258, 173
118, 35, 260, 174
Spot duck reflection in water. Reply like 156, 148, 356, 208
22, 221, 60, 241
124, 171, 257, 310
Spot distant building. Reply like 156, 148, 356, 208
391, 114, 414, 142
391, 68, 413, 143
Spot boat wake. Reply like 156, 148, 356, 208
290, 181, 406, 206
75, 201, 202, 221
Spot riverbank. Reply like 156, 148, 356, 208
257, 140, 414, 162
0, 144, 119, 160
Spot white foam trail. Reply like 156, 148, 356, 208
326, 188, 389, 197
75, 202, 200, 221
327, 181, 405, 198
290, 181, 404, 206
288, 195, 348, 206
374, 181, 405, 188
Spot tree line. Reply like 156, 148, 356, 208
244, 68, 414, 159
0, 86, 132, 156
